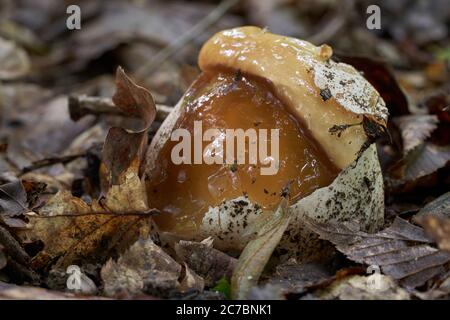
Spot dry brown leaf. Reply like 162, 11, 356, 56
393, 115, 439, 155
231, 198, 291, 299
101, 237, 181, 297
100, 67, 156, 212
306, 216, 450, 288
29, 68, 159, 270
175, 238, 237, 287
29, 190, 157, 270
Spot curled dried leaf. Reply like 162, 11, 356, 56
101, 67, 156, 203
231, 198, 290, 299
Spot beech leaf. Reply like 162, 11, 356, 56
390, 143, 450, 183
305, 216, 450, 288
393, 115, 439, 155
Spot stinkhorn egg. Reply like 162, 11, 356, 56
144, 27, 388, 258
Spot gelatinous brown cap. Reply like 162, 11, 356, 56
199, 26, 388, 169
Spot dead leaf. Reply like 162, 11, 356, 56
101, 237, 181, 297
0, 180, 27, 217
175, 238, 237, 287
416, 215, 450, 252
266, 261, 333, 295
28, 68, 159, 270
312, 275, 411, 300
0, 37, 30, 80
393, 115, 439, 155
100, 67, 156, 212
29, 190, 157, 270
306, 217, 450, 288
413, 274, 450, 299
100, 129, 149, 213
179, 264, 204, 293
231, 198, 291, 299
416, 192, 450, 217
389, 143, 450, 183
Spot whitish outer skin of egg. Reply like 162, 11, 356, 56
144, 27, 386, 261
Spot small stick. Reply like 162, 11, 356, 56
21, 153, 85, 174
68, 95, 172, 122
0, 225, 30, 266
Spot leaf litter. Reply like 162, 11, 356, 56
0, 0, 449, 300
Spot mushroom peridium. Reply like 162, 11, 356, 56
144, 27, 388, 260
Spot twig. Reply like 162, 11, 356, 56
0, 225, 30, 265
135, 0, 240, 80
68, 95, 172, 122
21, 153, 85, 174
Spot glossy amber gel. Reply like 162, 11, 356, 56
147, 69, 338, 235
